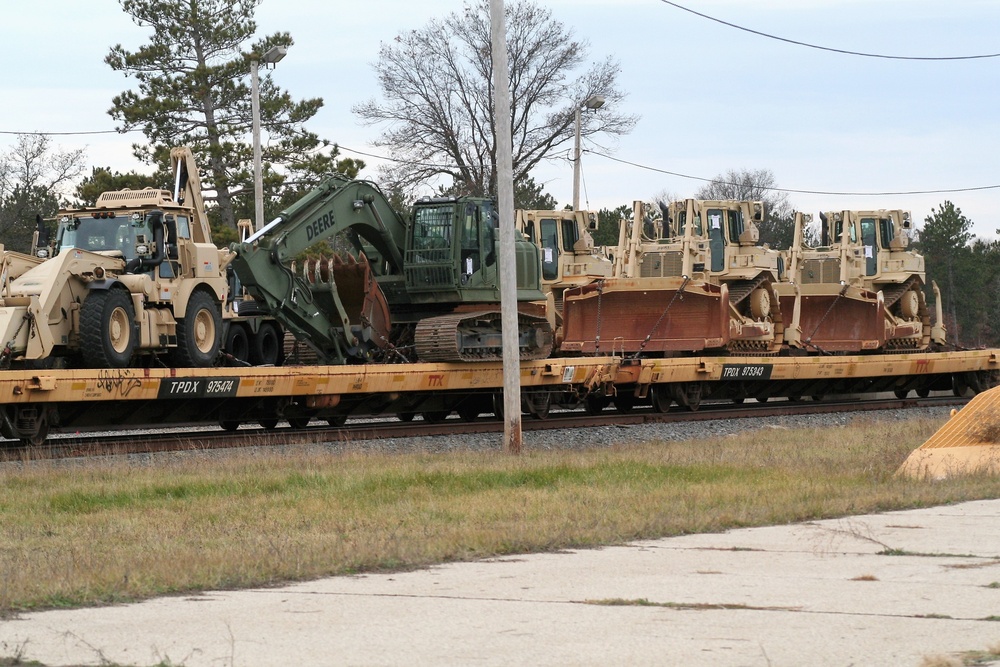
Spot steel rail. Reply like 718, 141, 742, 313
0, 395, 967, 463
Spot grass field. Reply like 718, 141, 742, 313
2, 414, 999, 614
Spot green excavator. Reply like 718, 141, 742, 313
229, 177, 553, 364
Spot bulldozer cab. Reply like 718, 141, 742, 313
517, 209, 611, 290
823, 210, 915, 281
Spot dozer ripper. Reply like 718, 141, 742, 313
776, 209, 945, 353
0, 147, 281, 369
559, 199, 788, 356
228, 177, 554, 364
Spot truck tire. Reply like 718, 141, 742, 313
172, 290, 222, 367
80, 288, 137, 368
250, 321, 283, 366
224, 324, 251, 363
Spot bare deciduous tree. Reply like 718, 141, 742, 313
0, 135, 86, 251
695, 168, 795, 249
354, 0, 637, 197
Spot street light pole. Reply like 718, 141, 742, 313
250, 45, 287, 233
572, 94, 605, 211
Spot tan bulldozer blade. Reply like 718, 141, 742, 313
898, 386, 1000, 479
778, 291, 885, 353
559, 277, 731, 355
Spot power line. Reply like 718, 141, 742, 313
588, 150, 1000, 197
659, 0, 1000, 61
0, 129, 138, 136
342, 143, 1000, 197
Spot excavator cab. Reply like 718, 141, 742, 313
405, 197, 540, 304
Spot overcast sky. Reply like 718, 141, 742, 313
3, 0, 998, 238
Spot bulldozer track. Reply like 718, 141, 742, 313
727, 274, 772, 306
880, 277, 922, 310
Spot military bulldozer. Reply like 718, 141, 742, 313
229, 177, 553, 364
559, 199, 789, 356
777, 209, 945, 352
0, 147, 281, 369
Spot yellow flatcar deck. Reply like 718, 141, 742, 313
0, 349, 995, 444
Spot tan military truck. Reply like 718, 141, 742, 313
0, 147, 281, 369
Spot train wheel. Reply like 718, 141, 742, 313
614, 393, 635, 414
220, 420, 240, 431
224, 324, 251, 363
80, 288, 136, 368
288, 417, 311, 429
251, 322, 283, 366
172, 290, 222, 367
523, 392, 551, 420
457, 404, 481, 422
584, 395, 606, 415
651, 385, 672, 413
422, 410, 450, 424
893, 389, 909, 399
258, 418, 278, 430
916, 388, 931, 398
675, 382, 703, 412
397, 412, 416, 422
756, 396, 769, 403
327, 414, 348, 426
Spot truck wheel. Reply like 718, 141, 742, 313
172, 291, 222, 367
251, 321, 283, 366
80, 288, 136, 368
224, 324, 250, 363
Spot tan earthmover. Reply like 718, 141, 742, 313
777, 209, 945, 353
559, 199, 790, 358
0, 147, 281, 369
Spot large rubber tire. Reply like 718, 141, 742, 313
251, 321, 283, 366
224, 324, 251, 363
80, 288, 137, 368
172, 290, 222, 367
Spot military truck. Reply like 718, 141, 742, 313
0, 147, 281, 369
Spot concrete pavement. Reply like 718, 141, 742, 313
3, 500, 1000, 666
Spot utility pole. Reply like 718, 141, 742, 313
489, 0, 522, 454
249, 45, 287, 232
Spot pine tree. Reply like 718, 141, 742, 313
106, 0, 346, 230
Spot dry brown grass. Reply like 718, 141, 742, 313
2, 414, 999, 613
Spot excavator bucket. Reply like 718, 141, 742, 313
778, 290, 886, 353
305, 253, 392, 353
559, 278, 731, 354
898, 384, 1000, 479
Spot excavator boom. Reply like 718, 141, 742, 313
231, 178, 407, 364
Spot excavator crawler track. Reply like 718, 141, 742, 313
414, 310, 553, 363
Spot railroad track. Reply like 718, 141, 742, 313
0, 395, 967, 462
